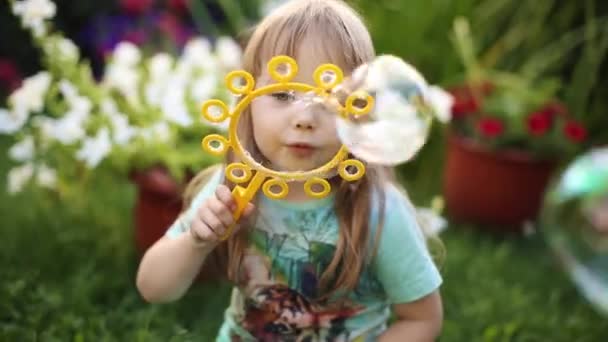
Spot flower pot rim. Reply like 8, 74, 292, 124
129, 165, 193, 197
448, 130, 558, 165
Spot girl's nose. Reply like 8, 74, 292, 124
292, 107, 316, 130
295, 121, 314, 130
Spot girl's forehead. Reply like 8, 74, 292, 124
258, 36, 347, 85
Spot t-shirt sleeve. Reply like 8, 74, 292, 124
165, 167, 224, 239
371, 185, 443, 304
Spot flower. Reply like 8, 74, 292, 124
9, 71, 51, 115
477, 117, 504, 138
526, 110, 552, 136
36, 164, 57, 189
119, 0, 154, 16
76, 128, 112, 168
8, 135, 35, 162
182, 38, 215, 70
7, 163, 34, 194
101, 99, 137, 146
448, 83, 492, 119
11, 0, 56, 37
0, 58, 22, 91
2, 0, 239, 196
564, 121, 587, 143
56, 37, 79, 62
103, 42, 142, 107
168, 0, 189, 13
0, 108, 28, 134
216, 37, 242, 70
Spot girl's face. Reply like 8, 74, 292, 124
249, 44, 342, 172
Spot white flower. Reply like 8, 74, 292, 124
191, 75, 217, 103
36, 82, 92, 144
100, 100, 136, 146
140, 122, 171, 142
8, 135, 35, 162
153, 122, 171, 141
111, 114, 137, 146
415, 208, 448, 236
76, 128, 112, 168
7, 162, 34, 194
59, 79, 78, 101
426, 86, 454, 123
103, 64, 140, 107
113, 42, 141, 67
9, 71, 52, 114
36, 164, 57, 189
40, 110, 88, 145
182, 38, 216, 70
45, 37, 79, 62
12, 0, 56, 37
216, 36, 242, 70
57, 37, 79, 61
161, 81, 192, 127
148, 53, 174, 80
0, 108, 29, 134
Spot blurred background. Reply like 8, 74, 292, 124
1, 0, 607, 340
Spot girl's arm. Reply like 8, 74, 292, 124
378, 290, 443, 342
136, 234, 218, 303
136, 184, 253, 303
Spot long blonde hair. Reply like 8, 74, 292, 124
185, 0, 408, 298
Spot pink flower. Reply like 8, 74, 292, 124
168, 0, 189, 13
477, 117, 504, 138
563, 121, 587, 143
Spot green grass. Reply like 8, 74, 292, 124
1, 136, 607, 341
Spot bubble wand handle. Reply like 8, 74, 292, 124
219, 171, 267, 241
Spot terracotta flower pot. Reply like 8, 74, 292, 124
130, 166, 226, 281
443, 132, 558, 231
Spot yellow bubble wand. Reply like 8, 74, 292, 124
200, 56, 374, 240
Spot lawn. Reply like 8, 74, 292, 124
1, 136, 607, 341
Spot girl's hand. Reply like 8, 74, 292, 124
190, 184, 255, 244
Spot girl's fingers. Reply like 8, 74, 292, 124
191, 217, 218, 241
215, 185, 235, 210
242, 203, 256, 218
200, 202, 226, 237
208, 197, 234, 227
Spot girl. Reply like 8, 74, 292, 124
136, 1, 443, 341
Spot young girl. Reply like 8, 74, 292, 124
136, 1, 443, 341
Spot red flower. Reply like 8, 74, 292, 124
564, 121, 587, 143
451, 96, 480, 119
477, 117, 504, 138
541, 102, 568, 118
0, 58, 21, 91
526, 111, 552, 136
120, 0, 153, 15
449, 82, 493, 119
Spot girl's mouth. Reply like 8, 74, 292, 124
287, 143, 316, 157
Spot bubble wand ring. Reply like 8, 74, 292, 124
200, 56, 373, 240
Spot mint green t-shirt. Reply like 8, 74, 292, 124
166, 168, 442, 341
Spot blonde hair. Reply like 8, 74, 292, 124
183, 0, 435, 299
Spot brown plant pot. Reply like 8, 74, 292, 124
443, 132, 558, 231
130, 166, 226, 281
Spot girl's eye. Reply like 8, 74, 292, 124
270, 91, 295, 102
